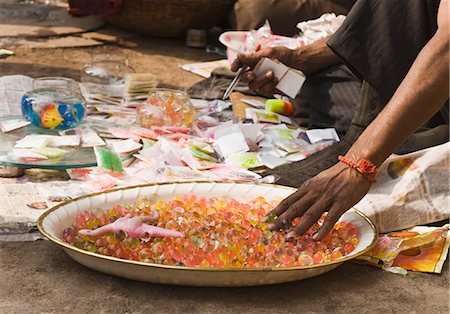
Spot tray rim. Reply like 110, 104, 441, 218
37, 181, 378, 272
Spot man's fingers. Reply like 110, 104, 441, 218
230, 58, 242, 72
240, 69, 277, 97
269, 197, 315, 231
312, 205, 343, 241
257, 78, 279, 98
243, 71, 256, 83
232, 47, 279, 72
265, 188, 308, 221
266, 179, 312, 219
236, 48, 274, 68
230, 53, 258, 72
236, 53, 258, 67
289, 201, 329, 236
248, 71, 275, 92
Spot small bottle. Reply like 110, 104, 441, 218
265, 99, 294, 116
186, 29, 207, 48
138, 89, 196, 128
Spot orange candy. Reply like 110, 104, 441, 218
65, 195, 360, 268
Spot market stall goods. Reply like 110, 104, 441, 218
63, 195, 360, 268
37, 182, 377, 286
137, 89, 196, 128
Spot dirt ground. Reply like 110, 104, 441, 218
0, 30, 216, 89
0, 240, 448, 313
0, 24, 449, 314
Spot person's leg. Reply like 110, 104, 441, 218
294, 64, 362, 134
328, 0, 441, 101
396, 125, 449, 154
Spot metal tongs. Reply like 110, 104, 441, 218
222, 65, 250, 100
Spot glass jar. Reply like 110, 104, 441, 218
137, 89, 196, 128
21, 77, 86, 130
81, 53, 135, 97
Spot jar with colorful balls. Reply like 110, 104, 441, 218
137, 89, 196, 128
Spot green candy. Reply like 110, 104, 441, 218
35, 147, 67, 159
189, 147, 218, 162
142, 138, 156, 150
94, 147, 124, 173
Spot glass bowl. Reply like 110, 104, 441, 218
81, 60, 135, 97
21, 77, 86, 130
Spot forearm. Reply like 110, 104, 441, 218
345, 27, 449, 166
285, 36, 342, 75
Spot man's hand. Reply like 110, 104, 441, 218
266, 162, 372, 240
230, 47, 292, 97
230, 36, 341, 97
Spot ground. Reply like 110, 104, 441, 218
0, 25, 448, 314
0, 241, 448, 313
0, 35, 215, 89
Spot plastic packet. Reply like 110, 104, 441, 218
94, 146, 124, 174
356, 225, 450, 274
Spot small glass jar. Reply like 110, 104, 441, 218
21, 77, 86, 130
137, 89, 196, 128
81, 53, 135, 97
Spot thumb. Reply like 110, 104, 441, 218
230, 57, 243, 72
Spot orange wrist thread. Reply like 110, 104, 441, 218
338, 155, 378, 183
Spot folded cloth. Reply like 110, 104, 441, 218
68, 0, 122, 17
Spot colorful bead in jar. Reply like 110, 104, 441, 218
137, 89, 196, 128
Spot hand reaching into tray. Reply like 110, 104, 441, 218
264, 162, 371, 241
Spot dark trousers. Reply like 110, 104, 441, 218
293, 64, 361, 135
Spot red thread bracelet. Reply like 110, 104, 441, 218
338, 155, 378, 182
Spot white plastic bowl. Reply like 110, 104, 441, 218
219, 31, 305, 65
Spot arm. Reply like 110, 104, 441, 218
284, 36, 342, 75
231, 36, 341, 97
268, 0, 449, 240
345, 1, 449, 166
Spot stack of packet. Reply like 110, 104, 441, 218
123, 73, 157, 106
